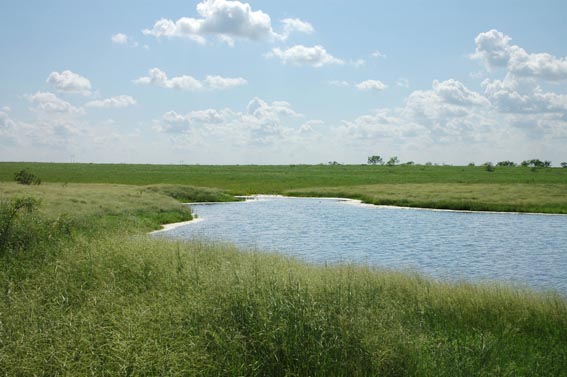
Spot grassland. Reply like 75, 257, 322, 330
1, 161, 566, 213
1, 162, 566, 190
288, 183, 567, 213
1, 164, 567, 375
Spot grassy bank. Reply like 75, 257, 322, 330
1, 182, 567, 375
2, 162, 566, 214
287, 183, 567, 214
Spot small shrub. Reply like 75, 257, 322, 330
561, 162, 567, 168
483, 162, 495, 172
14, 169, 41, 185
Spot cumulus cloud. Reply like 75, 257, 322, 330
156, 109, 227, 133
143, 0, 277, 45
432, 79, 489, 106
472, 29, 567, 81
27, 92, 84, 115
482, 75, 567, 115
86, 95, 137, 108
339, 79, 502, 150
154, 97, 305, 147
204, 75, 248, 90
134, 68, 246, 90
341, 110, 427, 141
279, 18, 314, 40
266, 45, 344, 67
111, 33, 129, 44
246, 97, 301, 118
111, 33, 140, 48
356, 80, 387, 91
46, 70, 92, 95
0, 111, 16, 130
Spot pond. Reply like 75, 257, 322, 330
155, 196, 567, 294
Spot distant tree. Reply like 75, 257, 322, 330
561, 162, 567, 168
496, 160, 517, 167
386, 156, 399, 166
404, 161, 415, 166
483, 162, 495, 172
521, 159, 549, 168
328, 161, 340, 166
467, 162, 475, 167
367, 155, 384, 165
425, 162, 433, 166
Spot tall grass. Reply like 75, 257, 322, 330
1, 233, 566, 375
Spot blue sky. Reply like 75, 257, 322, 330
1, 0, 566, 164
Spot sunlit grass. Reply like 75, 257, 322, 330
2, 234, 566, 375
1, 162, 566, 193
288, 183, 567, 213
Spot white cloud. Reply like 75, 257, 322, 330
472, 29, 567, 81
143, 0, 276, 45
2, 106, 10, 112
111, 33, 140, 48
156, 109, 227, 132
204, 75, 248, 89
246, 97, 301, 118
432, 79, 489, 106
0, 111, 16, 129
111, 33, 129, 44
155, 97, 304, 147
134, 68, 246, 91
266, 45, 344, 67
482, 74, 567, 115
86, 95, 137, 108
341, 110, 427, 141
356, 80, 387, 91
371, 50, 387, 59
27, 92, 84, 115
279, 18, 314, 40
46, 70, 92, 95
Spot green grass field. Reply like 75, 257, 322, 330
1, 161, 566, 213
1, 162, 566, 190
1, 164, 567, 375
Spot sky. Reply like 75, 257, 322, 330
1, 0, 567, 165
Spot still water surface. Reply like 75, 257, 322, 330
158, 196, 567, 294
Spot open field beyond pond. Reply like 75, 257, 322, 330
2, 162, 567, 213
1, 165, 567, 375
